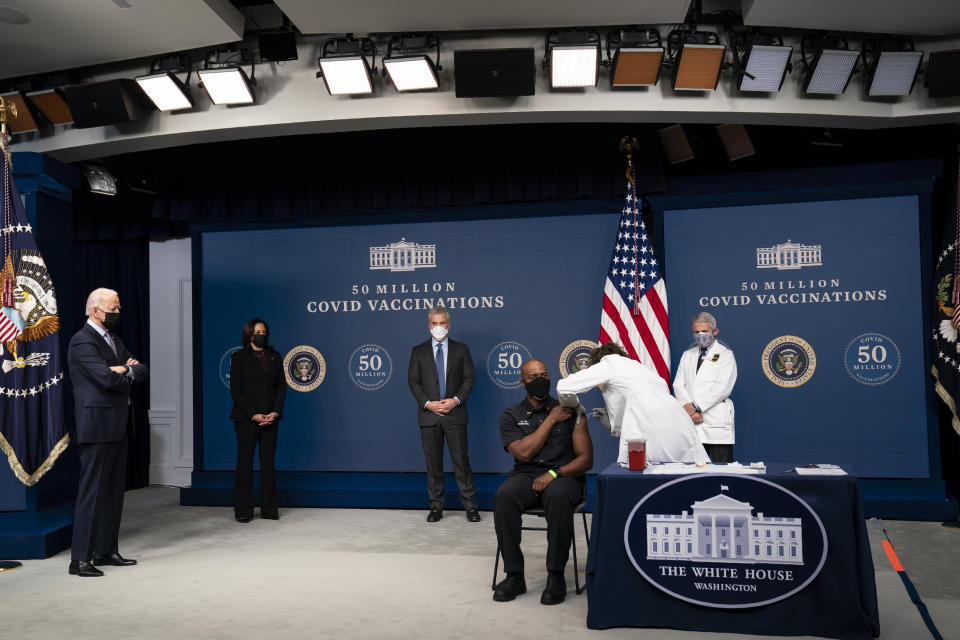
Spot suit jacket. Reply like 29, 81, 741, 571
229, 347, 287, 423
67, 323, 148, 444
407, 338, 474, 426
673, 341, 737, 445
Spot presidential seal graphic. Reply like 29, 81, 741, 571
284, 345, 326, 392
218, 346, 243, 390
761, 335, 816, 388
348, 343, 392, 391
844, 333, 900, 386
559, 339, 598, 378
486, 341, 532, 390
1, 250, 58, 373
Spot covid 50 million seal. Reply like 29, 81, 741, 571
284, 345, 326, 392
559, 339, 598, 378
761, 336, 816, 388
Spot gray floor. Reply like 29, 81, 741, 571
1, 486, 958, 639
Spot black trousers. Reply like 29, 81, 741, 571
420, 422, 477, 511
71, 434, 128, 562
493, 470, 584, 574
704, 443, 734, 463
234, 421, 279, 518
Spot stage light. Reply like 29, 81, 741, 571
607, 28, 664, 88
657, 125, 695, 165
545, 30, 601, 89
0, 91, 38, 134
716, 124, 755, 161
198, 48, 256, 105
731, 32, 792, 93
135, 54, 194, 111
927, 49, 960, 98
382, 34, 440, 92
82, 165, 118, 196
24, 88, 73, 125
317, 36, 376, 95
862, 38, 923, 96
801, 36, 859, 95
667, 29, 725, 91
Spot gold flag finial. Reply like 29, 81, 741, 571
0, 95, 17, 162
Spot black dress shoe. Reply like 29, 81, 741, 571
466, 509, 481, 522
93, 553, 137, 567
493, 573, 526, 602
68, 560, 104, 577
236, 515, 253, 523
540, 572, 566, 605
426, 508, 443, 522
261, 513, 279, 520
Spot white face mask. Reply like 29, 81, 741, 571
430, 325, 448, 341
695, 331, 714, 348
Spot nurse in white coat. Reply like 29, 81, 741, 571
556, 343, 708, 465
673, 312, 737, 463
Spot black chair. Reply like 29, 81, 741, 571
492, 498, 591, 595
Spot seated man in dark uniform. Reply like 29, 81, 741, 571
493, 358, 593, 605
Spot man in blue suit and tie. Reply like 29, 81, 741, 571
408, 305, 480, 523
67, 288, 147, 577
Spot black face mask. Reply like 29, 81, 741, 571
524, 376, 551, 401
101, 311, 121, 331
252, 334, 268, 349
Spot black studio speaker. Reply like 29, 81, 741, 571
63, 79, 151, 128
927, 49, 960, 98
454, 48, 535, 98
258, 31, 298, 62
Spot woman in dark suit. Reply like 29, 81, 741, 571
230, 318, 287, 522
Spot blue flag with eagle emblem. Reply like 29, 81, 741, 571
0, 147, 68, 486
933, 156, 960, 438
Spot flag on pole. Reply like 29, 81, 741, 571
599, 174, 671, 386
933, 151, 960, 438
0, 146, 68, 486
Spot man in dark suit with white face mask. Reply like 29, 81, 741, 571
407, 305, 479, 523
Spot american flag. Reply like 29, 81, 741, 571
599, 177, 671, 386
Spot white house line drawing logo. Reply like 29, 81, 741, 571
756, 240, 822, 270
646, 489, 803, 565
369, 238, 437, 272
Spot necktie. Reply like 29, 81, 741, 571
436, 343, 446, 398
104, 332, 118, 358
696, 347, 707, 372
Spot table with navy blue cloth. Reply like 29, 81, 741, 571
585, 463, 880, 639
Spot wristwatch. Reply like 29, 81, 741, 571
552, 466, 562, 478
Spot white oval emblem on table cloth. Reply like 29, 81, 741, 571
623, 474, 828, 609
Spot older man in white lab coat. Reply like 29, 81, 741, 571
557, 343, 708, 466
673, 312, 737, 463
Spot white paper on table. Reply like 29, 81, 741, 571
795, 464, 847, 476
642, 462, 765, 475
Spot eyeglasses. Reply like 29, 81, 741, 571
97, 305, 121, 313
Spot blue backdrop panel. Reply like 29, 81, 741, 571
201, 214, 619, 473
663, 196, 927, 478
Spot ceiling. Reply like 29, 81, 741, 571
1, 1, 959, 83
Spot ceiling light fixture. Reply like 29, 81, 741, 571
730, 31, 792, 93
667, 28, 725, 91
545, 29, 601, 89
606, 28, 664, 88
135, 54, 194, 111
198, 47, 256, 105
801, 35, 859, 95
317, 35, 377, 95
862, 37, 923, 97
382, 33, 441, 92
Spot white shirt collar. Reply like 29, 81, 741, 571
87, 318, 108, 337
